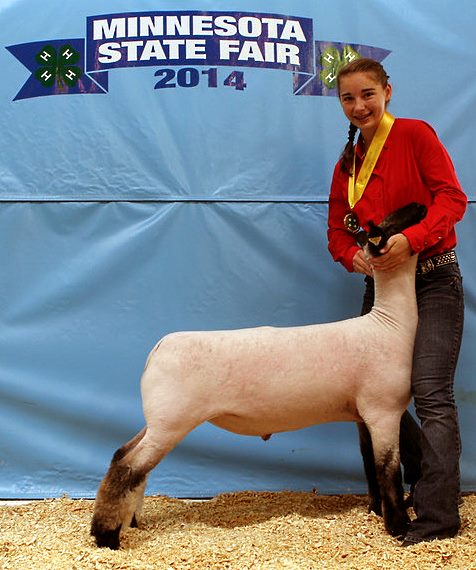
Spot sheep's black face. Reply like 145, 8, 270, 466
365, 202, 427, 257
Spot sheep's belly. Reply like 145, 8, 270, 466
209, 403, 361, 437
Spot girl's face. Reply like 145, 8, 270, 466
338, 71, 392, 143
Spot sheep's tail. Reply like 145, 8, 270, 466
143, 337, 165, 370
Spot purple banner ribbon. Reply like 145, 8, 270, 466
5, 12, 390, 101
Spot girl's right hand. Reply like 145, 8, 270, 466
352, 249, 373, 276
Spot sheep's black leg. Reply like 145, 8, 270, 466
358, 422, 382, 516
91, 453, 149, 549
374, 447, 410, 538
130, 478, 147, 529
91, 428, 152, 549
91, 422, 195, 549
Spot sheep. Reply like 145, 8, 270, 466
91, 202, 427, 550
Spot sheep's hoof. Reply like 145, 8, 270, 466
367, 498, 383, 517
403, 492, 414, 509
91, 521, 121, 549
385, 513, 410, 539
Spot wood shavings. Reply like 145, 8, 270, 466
1, 492, 475, 569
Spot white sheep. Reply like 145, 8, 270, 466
91, 202, 427, 549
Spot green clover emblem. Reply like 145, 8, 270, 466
320, 46, 361, 90
34, 44, 82, 90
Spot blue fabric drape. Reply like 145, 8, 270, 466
1, 0, 475, 498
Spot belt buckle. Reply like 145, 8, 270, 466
419, 258, 434, 275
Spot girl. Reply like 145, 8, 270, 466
327, 57, 467, 545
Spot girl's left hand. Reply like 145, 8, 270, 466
370, 233, 412, 272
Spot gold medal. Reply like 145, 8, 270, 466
344, 212, 360, 234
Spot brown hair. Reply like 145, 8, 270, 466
337, 58, 390, 175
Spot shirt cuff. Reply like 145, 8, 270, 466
342, 245, 360, 272
402, 226, 429, 254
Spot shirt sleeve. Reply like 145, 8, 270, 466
401, 121, 467, 253
327, 163, 360, 272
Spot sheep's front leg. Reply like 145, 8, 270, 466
357, 422, 382, 516
369, 421, 410, 538
375, 447, 409, 538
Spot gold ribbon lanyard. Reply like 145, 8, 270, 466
348, 112, 395, 209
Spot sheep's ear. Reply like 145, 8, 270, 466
366, 221, 389, 255
355, 230, 368, 247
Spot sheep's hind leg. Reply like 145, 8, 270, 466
91, 427, 184, 549
130, 477, 146, 528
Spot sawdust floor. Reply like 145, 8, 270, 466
1, 491, 475, 569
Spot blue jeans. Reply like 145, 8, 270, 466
361, 260, 464, 541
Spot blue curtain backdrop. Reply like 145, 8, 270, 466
1, 0, 475, 498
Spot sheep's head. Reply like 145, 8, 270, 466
357, 202, 427, 257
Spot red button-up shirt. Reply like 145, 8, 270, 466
327, 118, 467, 272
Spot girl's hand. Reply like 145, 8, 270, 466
370, 233, 412, 272
353, 249, 373, 276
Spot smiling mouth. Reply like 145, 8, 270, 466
354, 113, 372, 122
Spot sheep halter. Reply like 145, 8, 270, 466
348, 111, 395, 209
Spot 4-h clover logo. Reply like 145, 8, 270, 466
34, 44, 82, 90
319, 45, 361, 90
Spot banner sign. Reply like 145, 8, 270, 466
6, 10, 390, 101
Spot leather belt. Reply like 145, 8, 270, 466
416, 250, 457, 275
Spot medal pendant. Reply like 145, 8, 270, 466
344, 212, 359, 234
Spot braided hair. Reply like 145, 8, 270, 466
340, 122, 358, 176
337, 58, 390, 175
